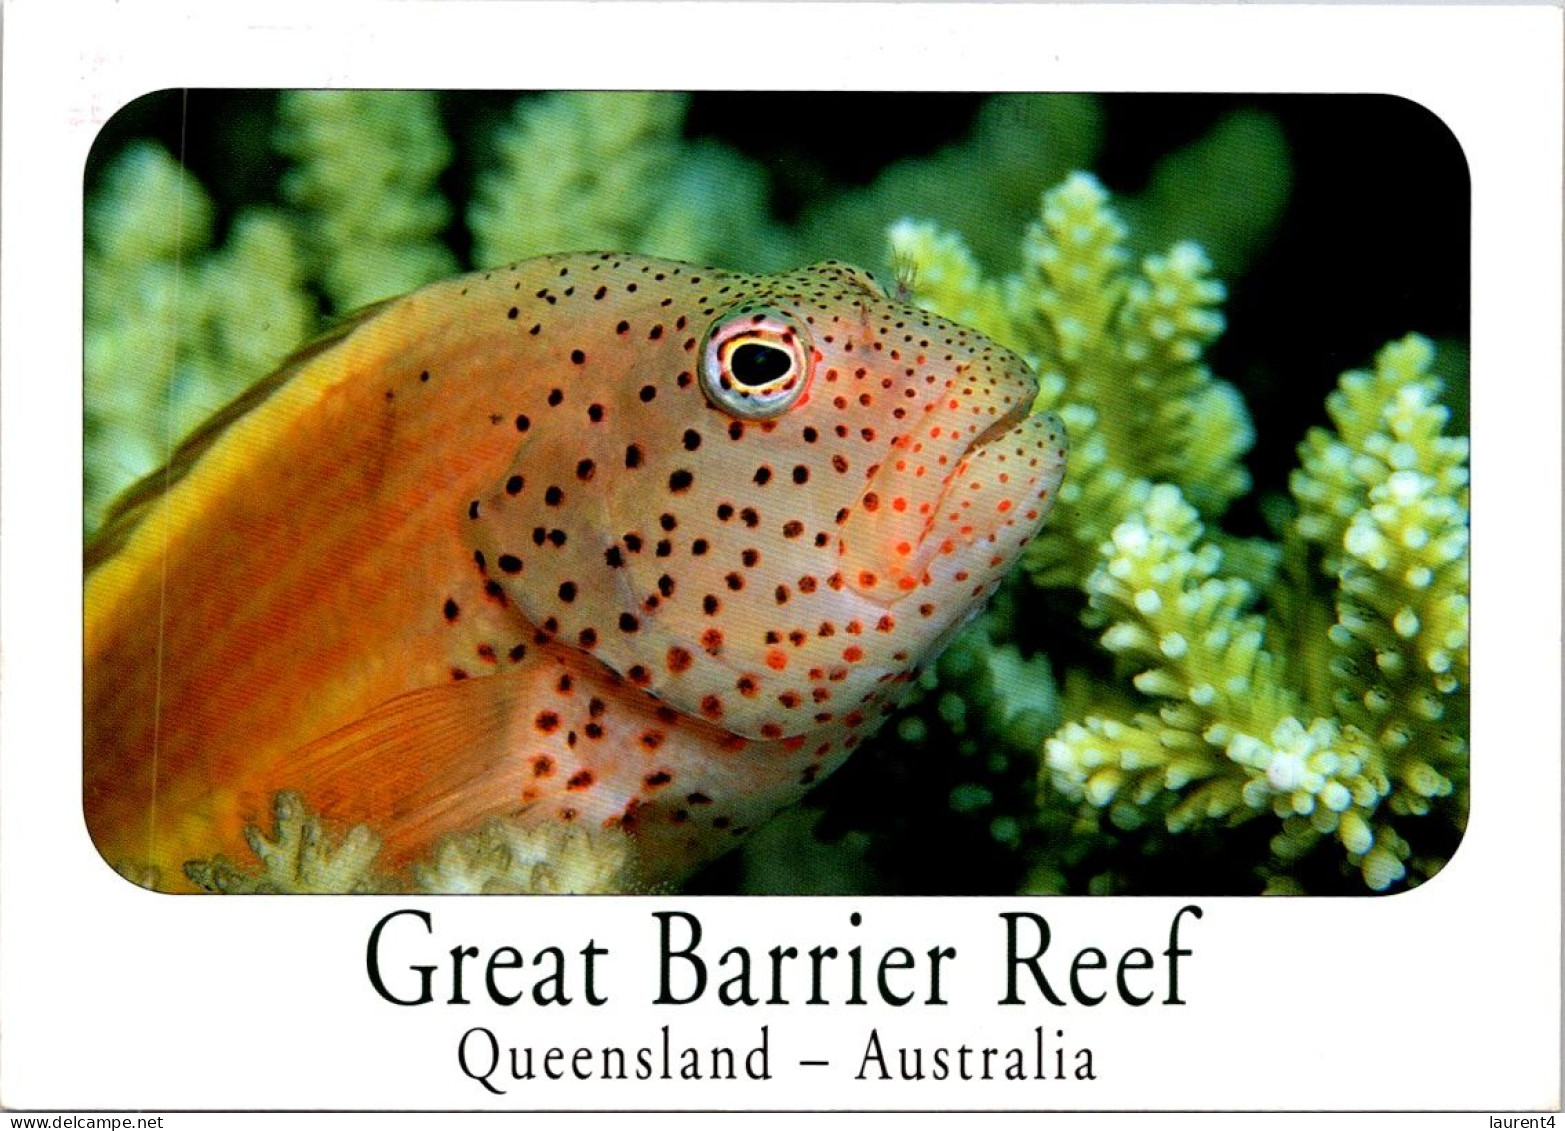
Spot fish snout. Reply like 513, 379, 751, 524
837, 347, 1059, 601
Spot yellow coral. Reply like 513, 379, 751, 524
894, 174, 1467, 891
1041, 339, 1467, 891
890, 173, 1259, 592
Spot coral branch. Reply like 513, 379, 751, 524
277, 91, 457, 310
892, 174, 1467, 892
85, 143, 313, 531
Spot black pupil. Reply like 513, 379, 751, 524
729, 342, 792, 387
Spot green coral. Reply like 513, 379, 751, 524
86, 94, 462, 528
469, 91, 792, 273
1117, 108, 1293, 278
891, 176, 1468, 892
793, 94, 1105, 275
1291, 337, 1471, 819
85, 142, 313, 529
890, 173, 1268, 593
276, 90, 457, 310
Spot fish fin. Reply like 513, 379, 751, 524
87, 296, 402, 571
261, 669, 533, 870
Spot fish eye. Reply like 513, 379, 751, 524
699, 308, 812, 419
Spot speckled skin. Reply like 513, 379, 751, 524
84, 254, 1067, 892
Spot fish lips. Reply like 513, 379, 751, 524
839, 397, 1068, 605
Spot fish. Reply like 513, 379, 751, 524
83, 253, 1068, 893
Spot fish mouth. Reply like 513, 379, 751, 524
837, 365, 1062, 604
965, 395, 1034, 454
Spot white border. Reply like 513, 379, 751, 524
2, 0, 1560, 1115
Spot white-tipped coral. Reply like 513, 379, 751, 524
1040, 339, 1466, 891
183, 792, 642, 894
412, 819, 642, 895
894, 174, 1466, 891
890, 174, 1260, 593
184, 792, 385, 894
1293, 336, 1470, 821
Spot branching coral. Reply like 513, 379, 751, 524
890, 176, 1468, 891
1117, 108, 1292, 278
794, 94, 1105, 275
87, 94, 457, 530
184, 792, 386, 894
1044, 336, 1467, 892
469, 91, 791, 273
1290, 338, 1470, 829
276, 90, 457, 310
412, 818, 642, 895
183, 791, 640, 894
890, 174, 1268, 594
85, 142, 313, 529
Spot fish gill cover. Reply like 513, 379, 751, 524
82, 91, 1468, 894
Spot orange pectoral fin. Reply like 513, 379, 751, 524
257, 670, 534, 870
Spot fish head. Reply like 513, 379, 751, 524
471, 256, 1067, 740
